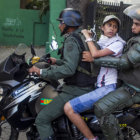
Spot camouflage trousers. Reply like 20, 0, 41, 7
94, 86, 140, 140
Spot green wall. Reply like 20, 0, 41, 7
0, 0, 49, 46
47, 0, 66, 56
0, 0, 66, 51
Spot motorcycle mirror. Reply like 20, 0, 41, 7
31, 43, 36, 56
49, 36, 58, 51
15, 43, 28, 56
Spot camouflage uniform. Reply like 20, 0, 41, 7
36, 27, 98, 140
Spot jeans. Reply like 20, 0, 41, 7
70, 84, 116, 113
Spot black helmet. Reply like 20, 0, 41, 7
123, 5, 140, 21
57, 8, 82, 27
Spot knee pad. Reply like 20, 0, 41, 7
94, 101, 111, 118
94, 102, 104, 118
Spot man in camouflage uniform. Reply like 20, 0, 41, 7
91, 5, 140, 140
29, 8, 99, 140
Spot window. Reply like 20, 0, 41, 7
20, 0, 44, 10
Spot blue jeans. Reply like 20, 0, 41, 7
69, 84, 116, 113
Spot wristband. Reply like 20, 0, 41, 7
40, 69, 42, 75
85, 38, 92, 42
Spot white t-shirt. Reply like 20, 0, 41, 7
96, 34, 126, 87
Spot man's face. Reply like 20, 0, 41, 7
132, 19, 140, 34
101, 20, 118, 38
58, 21, 66, 33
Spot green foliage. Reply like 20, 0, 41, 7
26, 0, 49, 21
39, 0, 49, 21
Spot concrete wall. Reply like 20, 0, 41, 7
0, 0, 50, 46
0, 0, 66, 54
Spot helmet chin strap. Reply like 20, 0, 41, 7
61, 26, 69, 36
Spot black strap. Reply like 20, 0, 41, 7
71, 32, 95, 76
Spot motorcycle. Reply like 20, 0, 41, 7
0, 43, 140, 140
0, 43, 59, 140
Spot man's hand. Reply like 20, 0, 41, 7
29, 66, 40, 75
50, 57, 56, 65
81, 29, 92, 39
82, 51, 94, 62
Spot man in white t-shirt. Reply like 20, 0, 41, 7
64, 15, 126, 140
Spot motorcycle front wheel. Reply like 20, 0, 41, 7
0, 121, 19, 140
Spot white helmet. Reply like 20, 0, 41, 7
123, 5, 140, 21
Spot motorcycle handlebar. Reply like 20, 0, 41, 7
28, 53, 52, 68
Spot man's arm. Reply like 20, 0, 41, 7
82, 43, 140, 70
127, 43, 140, 64
82, 51, 131, 70
94, 55, 131, 70
50, 57, 64, 66
94, 43, 140, 70
82, 29, 114, 57
41, 37, 81, 80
